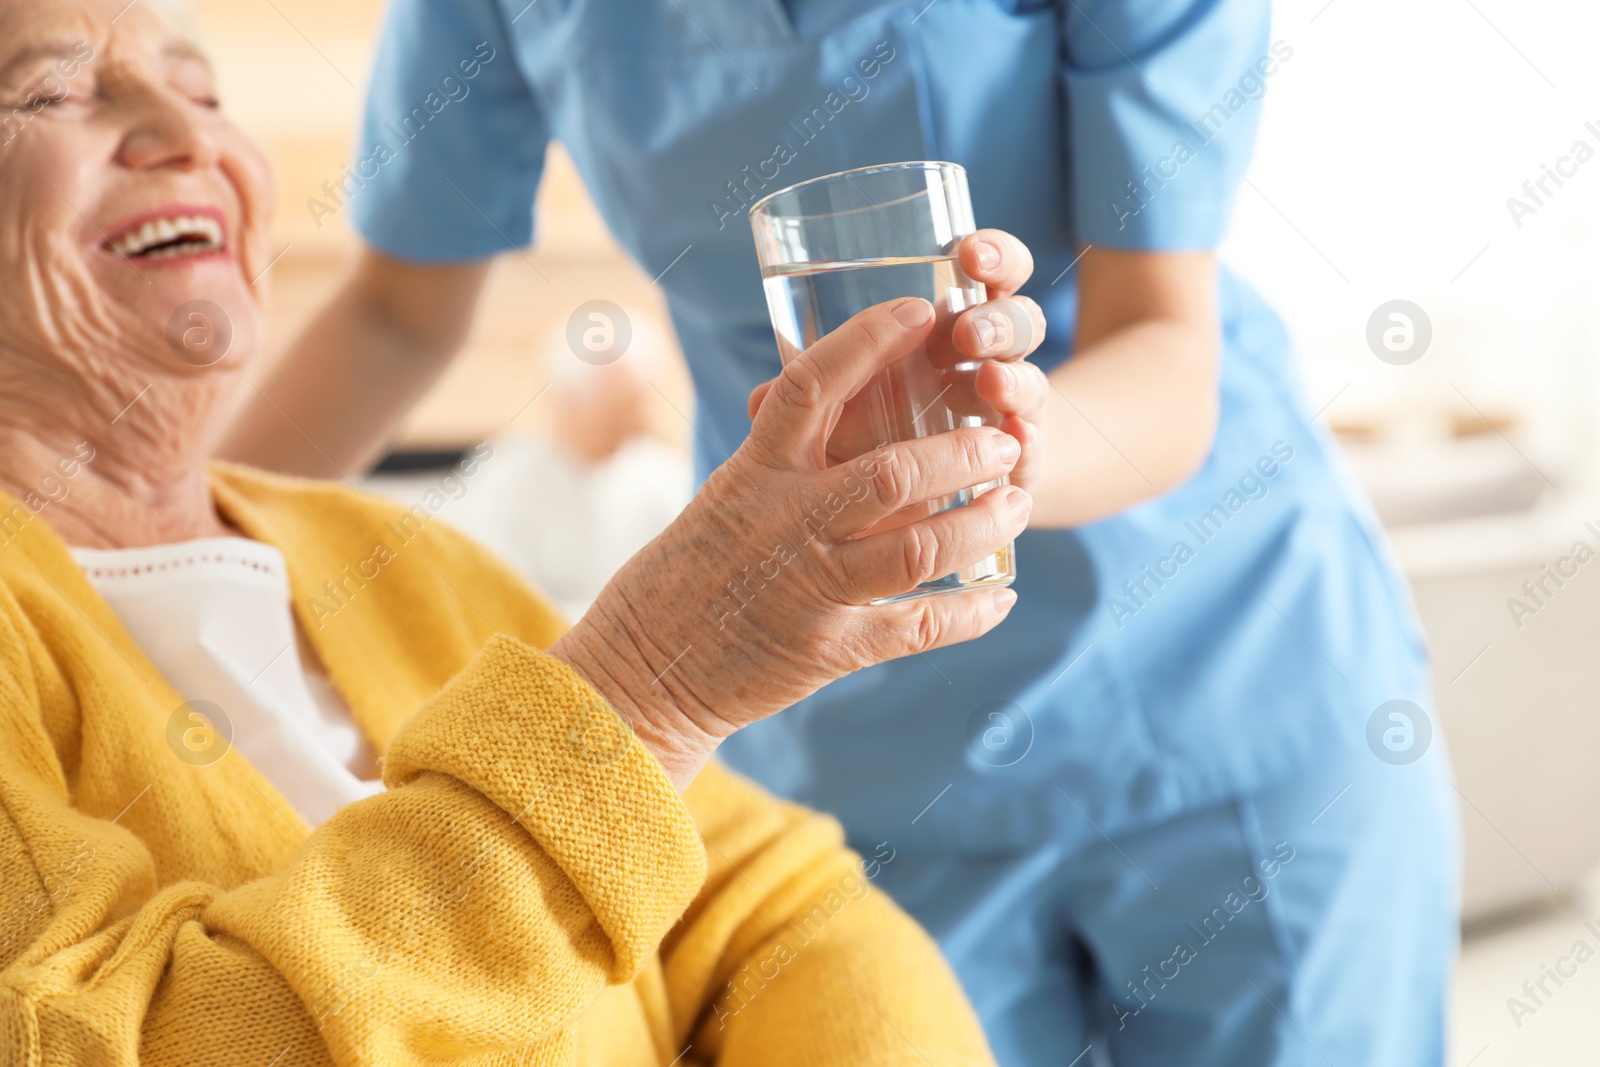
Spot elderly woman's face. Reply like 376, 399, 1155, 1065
0, 0, 271, 390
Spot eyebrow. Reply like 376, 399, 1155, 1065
0, 42, 87, 87
162, 39, 214, 72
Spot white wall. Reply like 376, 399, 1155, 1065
1227, 0, 1600, 485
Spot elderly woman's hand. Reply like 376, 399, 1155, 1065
549, 296, 1030, 788
745, 229, 1051, 491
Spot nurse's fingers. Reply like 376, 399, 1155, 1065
951, 296, 1047, 362
994, 413, 1043, 490
751, 298, 935, 465
974, 357, 1050, 421
958, 229, 1035, 299
830, 481, 1030, 603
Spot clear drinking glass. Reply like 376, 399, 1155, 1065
750, 161, 1016, 602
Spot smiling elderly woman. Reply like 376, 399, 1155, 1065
0, 2, 1053, 1065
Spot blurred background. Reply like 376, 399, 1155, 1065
193, 0, 1600, 1060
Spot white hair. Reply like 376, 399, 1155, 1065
143, 0, 206, 41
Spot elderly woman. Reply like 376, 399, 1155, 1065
0, 1, 1055, 1064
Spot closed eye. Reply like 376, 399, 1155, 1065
165, 42, 219, 112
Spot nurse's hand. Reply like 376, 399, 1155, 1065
746, 228, 1051, 490
549, 297, 1029, 790
952, 230, 1052, 491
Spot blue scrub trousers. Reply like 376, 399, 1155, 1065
869, 743, 1459, 1067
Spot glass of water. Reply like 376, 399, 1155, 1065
750, 161, 1015, 602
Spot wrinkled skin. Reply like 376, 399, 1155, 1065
750, 229, 1053, 492
0, 0, 271, 546
0, 0, 1046, 790
551, 289, 1048, 789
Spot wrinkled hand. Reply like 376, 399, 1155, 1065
549, 297, 1031, 788
746, 229, 1050, 489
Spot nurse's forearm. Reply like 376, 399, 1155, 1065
1027, 317, 1219, 528
1018, 246, 1219, 528
217, 249, 491, 478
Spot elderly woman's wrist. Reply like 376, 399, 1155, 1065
548, 613, 725, 790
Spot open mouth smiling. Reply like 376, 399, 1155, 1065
101, 207, 229, 263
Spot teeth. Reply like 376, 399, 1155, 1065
109, 214, 225, 257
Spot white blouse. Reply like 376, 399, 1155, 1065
71, 537, 383, 827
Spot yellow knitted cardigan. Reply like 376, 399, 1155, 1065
0, 462, 993, 1067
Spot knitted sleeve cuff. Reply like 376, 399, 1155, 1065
382, 634, 707, 977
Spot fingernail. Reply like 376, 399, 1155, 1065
1008, 488, 1033, 522
986, 311, 1016, 352
992, 588, 1018, 613
976, 317, 997, 350
975, 240, 1001, 271
996, 433, 1021, 463
893, 298, 933, 327
1000, 363, 1018, 393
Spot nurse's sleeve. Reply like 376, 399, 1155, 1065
347, 0, 550, 262
1061, 0, 1278, 250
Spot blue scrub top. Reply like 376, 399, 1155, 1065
348, 0, 1430, 857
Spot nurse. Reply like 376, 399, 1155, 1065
221, 1, 1458, 1063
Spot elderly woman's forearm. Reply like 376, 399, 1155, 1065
674, 768, 997, 1065
548, 610, 725, 792
0, 635, 709, 1064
